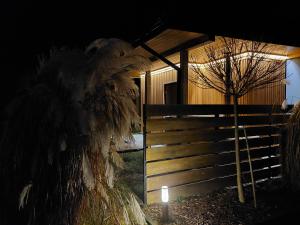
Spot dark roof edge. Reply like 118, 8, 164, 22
168, 23, 300, 47
132, 19, 168, 47
134, 17, 300, 48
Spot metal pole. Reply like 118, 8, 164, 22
161, 203, 169, 223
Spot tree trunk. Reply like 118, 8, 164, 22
225, 53, 231, 105
233, 95, 245, 203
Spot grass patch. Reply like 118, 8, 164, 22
119, 151, 144, 200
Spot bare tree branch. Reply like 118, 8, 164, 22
190, 37, 285, 99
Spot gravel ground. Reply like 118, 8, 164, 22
144, 180, 300, 225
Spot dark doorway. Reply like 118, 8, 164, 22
164, 82, 177, 104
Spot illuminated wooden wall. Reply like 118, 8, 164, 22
188, 69, 224, 104
141, 63, 285, 106
140, 70, 177, 105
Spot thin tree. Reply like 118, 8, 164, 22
190, 37, 285, 203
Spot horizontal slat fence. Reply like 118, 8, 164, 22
144, 104, 290, 204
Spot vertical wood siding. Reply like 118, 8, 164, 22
141, 61, 285, 105
140, 70, 177, 105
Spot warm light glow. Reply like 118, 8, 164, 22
161, 186, 169, 203
238, 52, 288, 61
140, 52, 288, 77
152, 64, 180, 75
140, 64, 180, 77
192, 52, 288, 69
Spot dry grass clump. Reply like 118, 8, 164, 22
283, 102, 300, 190
0, 39, 149, 225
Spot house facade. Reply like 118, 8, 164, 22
133, 30, 300, 111
132, 28, 300, 204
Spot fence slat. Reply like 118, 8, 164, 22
147, 117, 225, 131
147, 156, 280, 191
145, 104, 291, 117
147, 129, 229, 145
146, 126, 282, 146
146, 135, 279, 161
147, 146, 279, 176
146, 116, 286, 132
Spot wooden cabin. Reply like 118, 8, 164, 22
132, 29, 300, 112
132, 28, 300, 204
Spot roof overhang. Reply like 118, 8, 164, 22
134, 28, 213, 61
131, 22, 300, 76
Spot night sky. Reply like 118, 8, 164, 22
1, 1, 299, 107
0, 1, 165, 106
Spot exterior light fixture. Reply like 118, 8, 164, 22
161, 186, 170, 223
161, 186, 169, 203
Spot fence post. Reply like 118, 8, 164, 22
214, 113, 219, 132
268, 111, 273, 179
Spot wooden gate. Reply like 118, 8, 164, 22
143, 104, 289, 204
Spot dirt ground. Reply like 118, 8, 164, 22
144, 180, 300, 225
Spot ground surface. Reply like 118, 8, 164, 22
119, 150, 144, 200
118, 137, 300, 224
144, 180, 300, 225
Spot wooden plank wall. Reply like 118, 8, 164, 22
140, 60, 285, 106
144, 104, 289, 204
188, 61, 285, 105
141, 70, 177, 105
188, 69, 224, 104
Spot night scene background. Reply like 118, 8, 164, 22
1, 1, 300, 106
1, 1, 300, 225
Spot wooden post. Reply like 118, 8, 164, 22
143, 71, 151, 204
145, 71, 151, 104
143, 104, 147, 204
178, 49, 189, 104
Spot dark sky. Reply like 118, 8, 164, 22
1, 0, 300, 107
1, 1, 164, 68
3, 1, 299, 64
0, 1, 169, 106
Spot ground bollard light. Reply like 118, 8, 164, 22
161, 186, 169, 223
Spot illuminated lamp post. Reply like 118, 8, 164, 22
161, 186, 169, 223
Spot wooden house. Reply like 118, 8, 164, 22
132, 28, 300, 111
132, 26, 300, 204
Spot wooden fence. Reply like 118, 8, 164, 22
143, 104, 290, 204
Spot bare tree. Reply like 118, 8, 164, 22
190, 37, 285, 203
